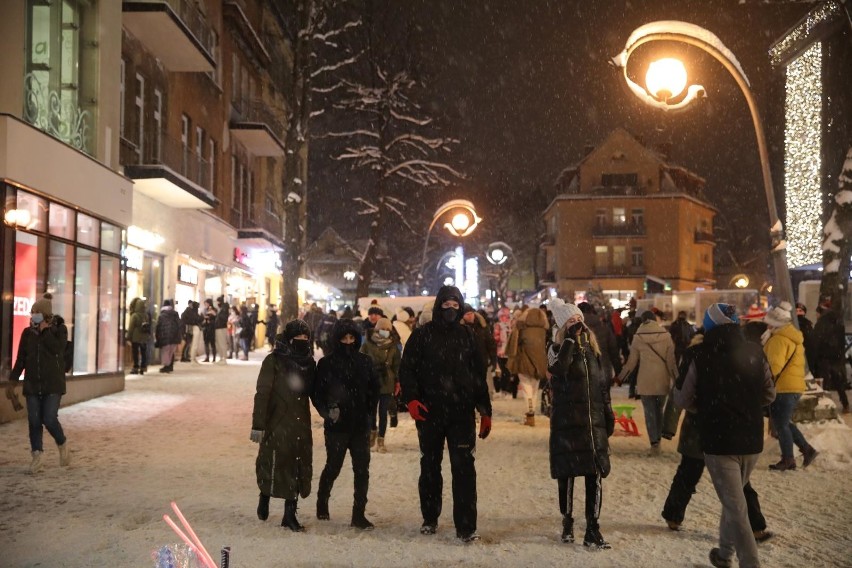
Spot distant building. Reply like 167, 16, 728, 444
542, 128, 717, 304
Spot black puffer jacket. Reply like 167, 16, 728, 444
10, 317, 69, 396
313, 319, 381, 433
547, 331, 615, 479
156, 308, 182, 346
399, 286, 491, 421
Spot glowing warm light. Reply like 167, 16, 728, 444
733, 275, 750, 289
443, 277, 454, 286
343, 270, 357, 281
491, 248, 505, 262
451, 213, 470, 233
645, 58, 688, 100
4, 208, 32, 226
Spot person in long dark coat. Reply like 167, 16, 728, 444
250, 320, 316, 531
312, 319, 381, 529
547, 301, 614, 550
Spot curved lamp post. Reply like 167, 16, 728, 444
417, 199, 482, 289
612, 21, 796, 311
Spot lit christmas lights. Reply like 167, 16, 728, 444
784, 42, 823, 268
769, 1, 842, 67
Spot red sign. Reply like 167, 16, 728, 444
12, 240, 38, 365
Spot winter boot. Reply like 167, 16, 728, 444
769, 457, 796, 471
369, 429, 378, 449
130, 367, 140, 375
561, 515, 574, 543
159, 366, 170, 373
524, 412, 535, 427
753, 529, 774, 543
708, 547, 732, 568
802, 445, 819, 468
665, 520, 681, 531
377, 437, 387, 454
583, 524, 611, 550
29, 450, 44, 474
350, 507, 374, 531
140, 367, 147, 375
257, 493, 270, 521
316, 498, 330, 521
58, 442, 71, 467
420, 522, 438, 535
390, 413, 398, 428
282, 499, 305, 532
457, 530, 481, 543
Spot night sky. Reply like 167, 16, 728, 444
308, 0, 812, 276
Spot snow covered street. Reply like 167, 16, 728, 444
1, 354, 851, 568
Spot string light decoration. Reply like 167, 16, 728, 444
784, 42, 823, 268
769, 1, 842, 67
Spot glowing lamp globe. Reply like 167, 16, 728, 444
491, 248, 505, 263
451, 213, 470, 233
646, 58, 687, 100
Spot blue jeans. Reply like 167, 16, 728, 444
770, 393, 808, 459
642, 395, 666, 445
27, 394, 66, 452
240, 337, 250, 358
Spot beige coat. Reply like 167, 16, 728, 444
618, 320, 677, 396
507, 308, 549, 379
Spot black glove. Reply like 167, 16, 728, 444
567, 322, 584, 337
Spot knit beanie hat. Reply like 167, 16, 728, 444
764, 301, 793, 329
375, 317, 392, 332
703, 303, 739, 332
31, 293, 53, 316
368, 306, 384, 316
550, 298, 583, 330
395, 308, 410, 322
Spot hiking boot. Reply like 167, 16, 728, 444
561, 515, 574, 543
420, 522, 437, 535
282, 499, 305, 532
457, 531, 480, 543
58, 442, 71, 467
709, 547, 732, 567
29, 450, 44, 474
257, 493, 270, 521
369, 429, 378, 449
583, 526, 611, 550
802, 446, 819, 468
665, 520, 681, 531
754, 529, 774, 543
649, 442, 661, 456
376, 437, 387, 454
130, 367, 140, 375
524, 412, 535, 427
351, 508, 374, 531
390, 415, 398, 428
769, 457, 796, 471
316, 498, 330, 521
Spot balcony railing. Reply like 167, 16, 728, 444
230, 98, 287, 157
592, 222, 646, 237
694, 231, 716, 245
232, 98, 286, 138
124, 132, 210, 190
594, 265, 646, 276
239, 203, 283, 238
122, 0, 215, 71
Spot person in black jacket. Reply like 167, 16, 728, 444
9, 293, 71, 473
674, 303, 775, 568
399, 286, 492, 542
547, 300, 614, 550
312, 319, 380, 530
578, 302, 622, 381
810, 303, 849, 413
214, 296, 229, 366
179, 301, 200, 362
202, 299, 217, 362
155, 300, 182, 373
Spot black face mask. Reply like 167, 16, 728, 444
339, 343, 357, 356
441, 308, 458, 323
291, 339, 311, 356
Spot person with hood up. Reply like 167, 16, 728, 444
578, 302, 622, 381
127, 297, 151, 374
155, 300, 181, 373
506, 305, 549, 426
312, 319, 381, 530
250, 320, 316, 531
546, 299, 615, 550
617, 310, 678, 454
263, 305, 281, 350
9, 293, 71, 473
674, 303, 775, 568
399, 286, 491, 542
763, 302, 819, 471
180, 300, 202, 363
361, 317, 401, 452
809, 301, 850, 414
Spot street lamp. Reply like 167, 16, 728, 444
417, 199, 482, 288
486, 241, 512, 266
611, 21, 797, 318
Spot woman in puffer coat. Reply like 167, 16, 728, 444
250, 320, 316, 532
547, 301, 614, 550
507, 307, 549, 426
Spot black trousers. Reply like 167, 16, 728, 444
416, 415, 477, 534
558, 475, 602, 527
662, 454, 766, 531
317, 429, 371, 512
131, 342, 147, 369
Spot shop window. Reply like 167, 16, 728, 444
10, 190, 48, 232
73, 248, 99, 374
49, 202, 75, 239
101, 222, 121, 254
12, 231, 46, 367
47, 240, 74, 325
77, 212, 100, 247
97, 256, 120, 373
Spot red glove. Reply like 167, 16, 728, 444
479, 415, 492, 439
394, 382, 401, 397
407, 400, 429, 421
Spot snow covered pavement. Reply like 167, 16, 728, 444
1, 354, 851, 567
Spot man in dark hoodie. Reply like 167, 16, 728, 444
399, 286, 492, 542
312, 319, 381, 530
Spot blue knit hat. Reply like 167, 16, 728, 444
703, 303, 739, 332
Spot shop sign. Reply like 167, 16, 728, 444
125, 246, 144, 271
233, 247, 249, 266
13, 295, 33, 317
178, 264, 199, 285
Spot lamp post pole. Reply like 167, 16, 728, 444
416, 199, 482, 292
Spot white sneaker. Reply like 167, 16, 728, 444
215, 359, 227, 366
58, 442, 71, 466
29, 451, 44, 474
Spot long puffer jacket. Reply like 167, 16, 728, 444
10, 317, 69, 396
506, 308, 549, 379
361, 332, 401, 396
547, 330, 615, 479
127, 298, 151, 344
155, 307, 182, 346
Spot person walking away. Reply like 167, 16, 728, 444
155, 300, 181, 373
669, 310, 695, 366
180, 301, 199, 362
546, 301, 614, 549
675, 303, 775, 568
303, 303, 323, 350
507, 307, 548, 426
493, 307, 512, 396
9, 293, 71, 473
202, 299, 217, 362
361, 317, 401, 452
127, 297, 151, 374
227, 306, 240, 359
795, 303, 814, 369
763, 302, 819, 470
578, 302, 622, 383
400, 286, 492, 542
617, 310, 677, 454
809, 301, 850, 414
213, 296, 229, 365
462, 305, 497, 399
238, 306, 253, 360
250, 320, 316, 531
264, 305, 280, 350
311, 319, 381, 529
316, 310, 337, 354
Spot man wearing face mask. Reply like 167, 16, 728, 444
361, 317, 402, 452
250, 320, 317, 532
399, 285, 491, 542
312, 319, 381, 529
9, 293, 71, 474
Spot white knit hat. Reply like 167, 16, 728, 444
550, 298, 584, 330
764, 301, 793, 329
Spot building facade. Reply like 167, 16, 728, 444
542, 128, 717, 304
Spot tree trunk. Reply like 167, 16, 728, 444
355, 192, 385, 307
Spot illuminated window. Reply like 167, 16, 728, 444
612, 207, 626, 225
613, 245, 626, 267
595, 245, 608, 269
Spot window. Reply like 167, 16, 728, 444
97, 256, 120, 373
74, 247, 99, 374
77, 213, 100, 248
135, 74, 145, 160
265, 195, 276, 215
231, 53, 240, 103
209, 139, 216, 193
601, 173, 638, 187
195, 127, 204, 158
49, 202, 75, 239
631, 208, 644, 226
612, 207, 626, 225
595, 208, 607, 227
247, 171, 254, 219
119, 59, 126, 136
100, 223, 121, 254
613, 245, 626, 267
207, 30, 220, 85
153, 89, 163, 162
230, 155, 237, 208
631, 246, 644, 267
235, 161, 244, 212
181, 115, 190, 174
595, 245, 608, 268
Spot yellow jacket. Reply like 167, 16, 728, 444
763, 323, 806, 394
